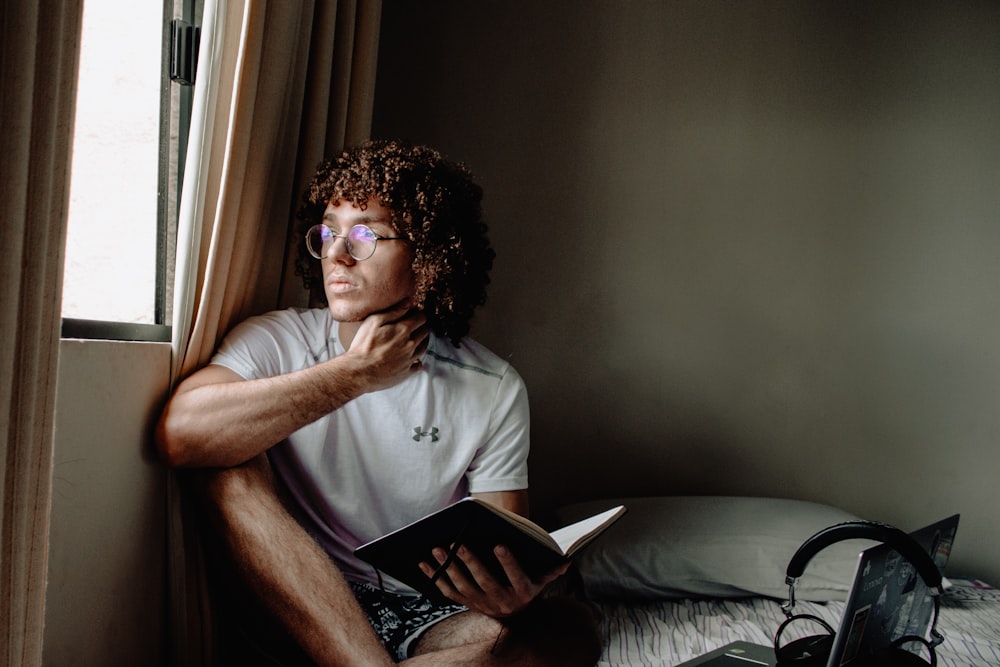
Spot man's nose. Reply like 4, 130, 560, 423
326, 235, 355, 263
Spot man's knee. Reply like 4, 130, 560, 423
505, 596, 603, 666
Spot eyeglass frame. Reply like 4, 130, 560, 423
304, 223, 408, 261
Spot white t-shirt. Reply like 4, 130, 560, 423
210, 308, 530, 593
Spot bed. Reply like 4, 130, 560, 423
554, 497, 1000, 666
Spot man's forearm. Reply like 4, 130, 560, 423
157, 358, 368, 468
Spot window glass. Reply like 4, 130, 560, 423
62, 1, 164, 324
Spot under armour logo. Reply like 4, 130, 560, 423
413, 427, 440, 442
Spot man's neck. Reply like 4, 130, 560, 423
336, 320, 361, 351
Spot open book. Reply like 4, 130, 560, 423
354, 497, 626, 599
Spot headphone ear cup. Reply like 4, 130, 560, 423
775, 633, 834, 666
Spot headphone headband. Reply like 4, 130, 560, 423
785, 520, 943, 590
777, 520, 946, 666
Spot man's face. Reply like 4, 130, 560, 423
320, 198, 415, 322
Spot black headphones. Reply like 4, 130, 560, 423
774, 521, 945, 667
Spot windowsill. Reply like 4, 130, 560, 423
60, 318, 171, 343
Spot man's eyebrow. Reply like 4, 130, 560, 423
321, 211, 392, 225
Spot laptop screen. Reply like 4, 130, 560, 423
826, 514, 959, 666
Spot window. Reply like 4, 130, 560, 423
61, 0, 200, 342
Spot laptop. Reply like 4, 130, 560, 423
676, 514, 960, 667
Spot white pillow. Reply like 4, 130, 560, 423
555, 496, 876, 602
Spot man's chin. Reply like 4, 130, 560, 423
327, 307, 366, 323
326, 300, 383, 323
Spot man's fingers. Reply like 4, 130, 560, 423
426, 547, 481, 599
419, 560, 457, 595
419, 544, 565, 619
372, 299, 427, 329
453, 546, 507, 597
413, 325, 430, 351
489, 546, 524, 590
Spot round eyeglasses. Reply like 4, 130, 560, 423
304, 224, 407, 261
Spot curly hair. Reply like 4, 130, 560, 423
295, 140, 495, 346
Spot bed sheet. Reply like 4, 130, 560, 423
595, 578, 1000, 666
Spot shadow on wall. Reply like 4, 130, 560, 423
372, 1, 1000, 583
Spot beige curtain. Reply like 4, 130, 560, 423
0, 1, 83, 665
167, 1, 382, 664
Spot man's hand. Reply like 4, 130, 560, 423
418, 544, 570, 619
340, 302, 429, 393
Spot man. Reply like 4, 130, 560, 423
156, 140, 601, 666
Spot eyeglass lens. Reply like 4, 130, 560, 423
307, 224, 380, 260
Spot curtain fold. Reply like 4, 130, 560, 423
0, 1, 84, 664
167, 1, 382, 664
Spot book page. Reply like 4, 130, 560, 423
550, 506, 626, 555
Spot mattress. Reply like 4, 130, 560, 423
595, 578, 1000, 666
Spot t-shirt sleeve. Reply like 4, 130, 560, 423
210, 313, 296, 380
465, 364, 530, 493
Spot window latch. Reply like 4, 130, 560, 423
169, 19, 200, 86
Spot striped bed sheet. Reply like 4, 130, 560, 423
594, 578, 1000, 666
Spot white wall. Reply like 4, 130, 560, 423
44, 339, 169, 666
373, 1, 1000, 583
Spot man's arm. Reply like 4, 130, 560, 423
156, 305, 427, 468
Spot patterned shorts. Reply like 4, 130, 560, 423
349, 582, 468, 660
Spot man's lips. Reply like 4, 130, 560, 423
327, 276, 356, 294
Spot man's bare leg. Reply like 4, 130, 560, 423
201, 455, 602, 666
403, 597, 603, 666
199, 454, 395, 667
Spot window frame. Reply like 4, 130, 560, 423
61, 0, 200, 343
